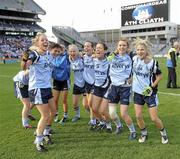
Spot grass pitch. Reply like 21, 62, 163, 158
0, 58, 180, 159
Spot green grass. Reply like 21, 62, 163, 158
0, 58, 180, 159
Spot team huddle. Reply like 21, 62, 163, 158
13, 33, 169, 152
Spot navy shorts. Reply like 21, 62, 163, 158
134, 92, 158, 108
53, 79, 69, 91
84, 81, 94, 94
108, 85, 131, 105
92, 85, 109, 99
29, 88, 53, 105
14, 82, 29, 99
73, 84, 85, 95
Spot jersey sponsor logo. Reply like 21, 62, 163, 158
135, 65, 149, 78
95, 70, 106, 75
112, 63, 130, 69
135, 71, 149, 78
74, 69, 84, 73
84, 64, 94, 69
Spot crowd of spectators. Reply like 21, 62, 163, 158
0, 35, 32, 58
0, 21, 44, 32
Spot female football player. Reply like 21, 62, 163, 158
132, 38, 168, 144
13, 50, 32, 129
68, 44, 85, 122
51, 43, 70, 124
108, 38, 136, 140
82, 41, 96, 128
91, 42, 112, 132
27, 33, 55, 152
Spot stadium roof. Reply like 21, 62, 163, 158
0, 0, 46, 15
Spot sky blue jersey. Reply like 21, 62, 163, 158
28, 50, 53, 90
109, 53, 132, 86
70, 56, 85, 87
94, 58, 110, 88
13, 70, 29, 85
83, 54, 95, 85
132, 55, 161, 95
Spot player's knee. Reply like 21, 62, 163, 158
91, 105, 98, 114
121, 112, 128, 120
54, 99, 59, 105
150, 116, 158, 122
98, 108, 103, 115
51, 109, 56, 117
62, 98, 67, 104
136, 115, 143, 121
73, 102, 78, 108
109, 108, 117, 120
42, 113, 50, 122
84, 104, 89, 110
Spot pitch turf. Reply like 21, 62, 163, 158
0, 58, 180, 159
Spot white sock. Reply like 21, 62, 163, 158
141, 128, 148, 136
114, 118, 122, 128
22, 118, 29, 127
43, 125, 51, 136
35, 135, 43, 144
106, 122, 112, 129
127, 123, 136, 133
160, 128, 167, 136
74, 106, 80, 117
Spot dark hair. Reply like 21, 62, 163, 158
96, 42, 108, 51
49, 42, 62, 50
85, 41, 94, 48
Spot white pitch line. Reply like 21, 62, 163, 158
158, 91, 180, 96
0, 75, 13, 78
1, 74, 180, 97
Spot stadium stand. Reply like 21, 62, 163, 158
79, 0, 180, 54
40, 0, 179, 55
80, 29, 120, 52
0, 0, 45, 60
52, 26, 120, 52
54, 24, 179, 54
52, 26, 84, 50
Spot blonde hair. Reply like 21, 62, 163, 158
68, 44, 79, 55
32, 32, 47, 47
133, 38, 153, 59
29, 45, 38, 51
173, 41, 180, 50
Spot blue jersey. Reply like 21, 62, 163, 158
94, 58, 110, 88
83, 54, 95, 85
28, 50, 53, 90
52, 51, 70, 81
70, 56, 85, 87
109, 53, 132, 86
13, 71, 29, 85
132, 55, 161, 95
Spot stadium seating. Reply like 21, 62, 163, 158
0, 35, 32, 57
0, 0, 46, 58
